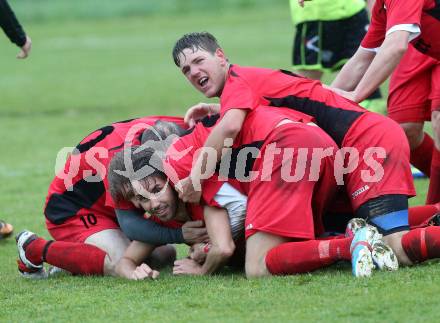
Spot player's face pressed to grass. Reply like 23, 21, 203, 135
130, 176, 178, 222
178, 48, 229, 98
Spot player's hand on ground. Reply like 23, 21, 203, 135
188, 242, 210, 264
130, 263, 160, 280
17, 36, 32, 59
182, 220, 209, 244
176, 176, 202, 204
173, 258, 203, 275
184, 103, 220, 127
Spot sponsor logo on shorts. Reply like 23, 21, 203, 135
245, 223, 253, 231
306, 36, 319, 52
351, 185, 370, 199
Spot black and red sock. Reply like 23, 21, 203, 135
25, 238, 106, 275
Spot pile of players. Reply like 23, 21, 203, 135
15, 0, 440, 280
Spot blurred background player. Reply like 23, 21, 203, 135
0, 0, 31, 239
289, 0, 382, 109
330, 0, 440, 206
0, 0, 31, 59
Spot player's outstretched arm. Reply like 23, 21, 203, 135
16, 35, 31, 59
332, 31, 409, 102
200, 206, 235, 274
351, 30, 410, 102
184, 102, 220, 127
0, 0, 30, 58
115, 241, 159, 280
117, 208, 180, 244
331, 47, 376, 93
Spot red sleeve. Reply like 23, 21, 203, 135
361, 0, 423, 49
220, 71, 256, 116
187, 204, 205, 221
385, 0, 423, 30
163, 138, 194, 186
361, 1, 387, 49
200, 176, 224, 207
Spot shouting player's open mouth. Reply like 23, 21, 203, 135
198, 76, 209, 90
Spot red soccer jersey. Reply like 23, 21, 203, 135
361, 0, 440, 60
45, 116, 185, 224
163, 116, 224, 205
163, 108, 315, 203
220, 65, 366, 146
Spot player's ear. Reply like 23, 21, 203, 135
215, 48, 227, 64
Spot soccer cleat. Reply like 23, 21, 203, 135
371, 240, 399, 271
16, 230, 43, 271
47, 266, 68, 277
345, 218, 367, 238
0, 220, 13, 239
348, 221, 398, 272
427, 212, 440, 227
350, 226, 375, 277
17, 259, 48, 279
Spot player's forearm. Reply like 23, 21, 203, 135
115, 241, 156, 278
190, 116, 241, 186
200, 244, 235, 274
116, 209, 184, 244
0, 0, 26, 47
352, 36, 408, 102
200, 206, 235, 275
115, 258, 138, 279
331, 49, 375, 91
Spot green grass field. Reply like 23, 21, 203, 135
0, 3, 437, 322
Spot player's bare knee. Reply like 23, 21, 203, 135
245, 253, 270, 278
400, 123, 424, 150
245, 262, 269, 278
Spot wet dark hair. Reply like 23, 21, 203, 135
108, 146, 166, 203
172, 32, 221, 67
141, 120, 186, 144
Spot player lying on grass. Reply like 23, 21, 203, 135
171, 32, 418, 268
109, 108, 401, 279
15, 116, 208, 279
108, 118, 251, 280
110, 116, 440, 279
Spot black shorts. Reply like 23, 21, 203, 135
292, 9, 369, 71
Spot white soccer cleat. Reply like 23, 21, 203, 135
345, 218, 367, 238
17, 258, 48, 279
371, 240, 399, 271
350, 226, 376, 277
16, 230, 43, 271
351, 245, 374, 278
47, 266, 68, 277
348, 220, 398, 273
